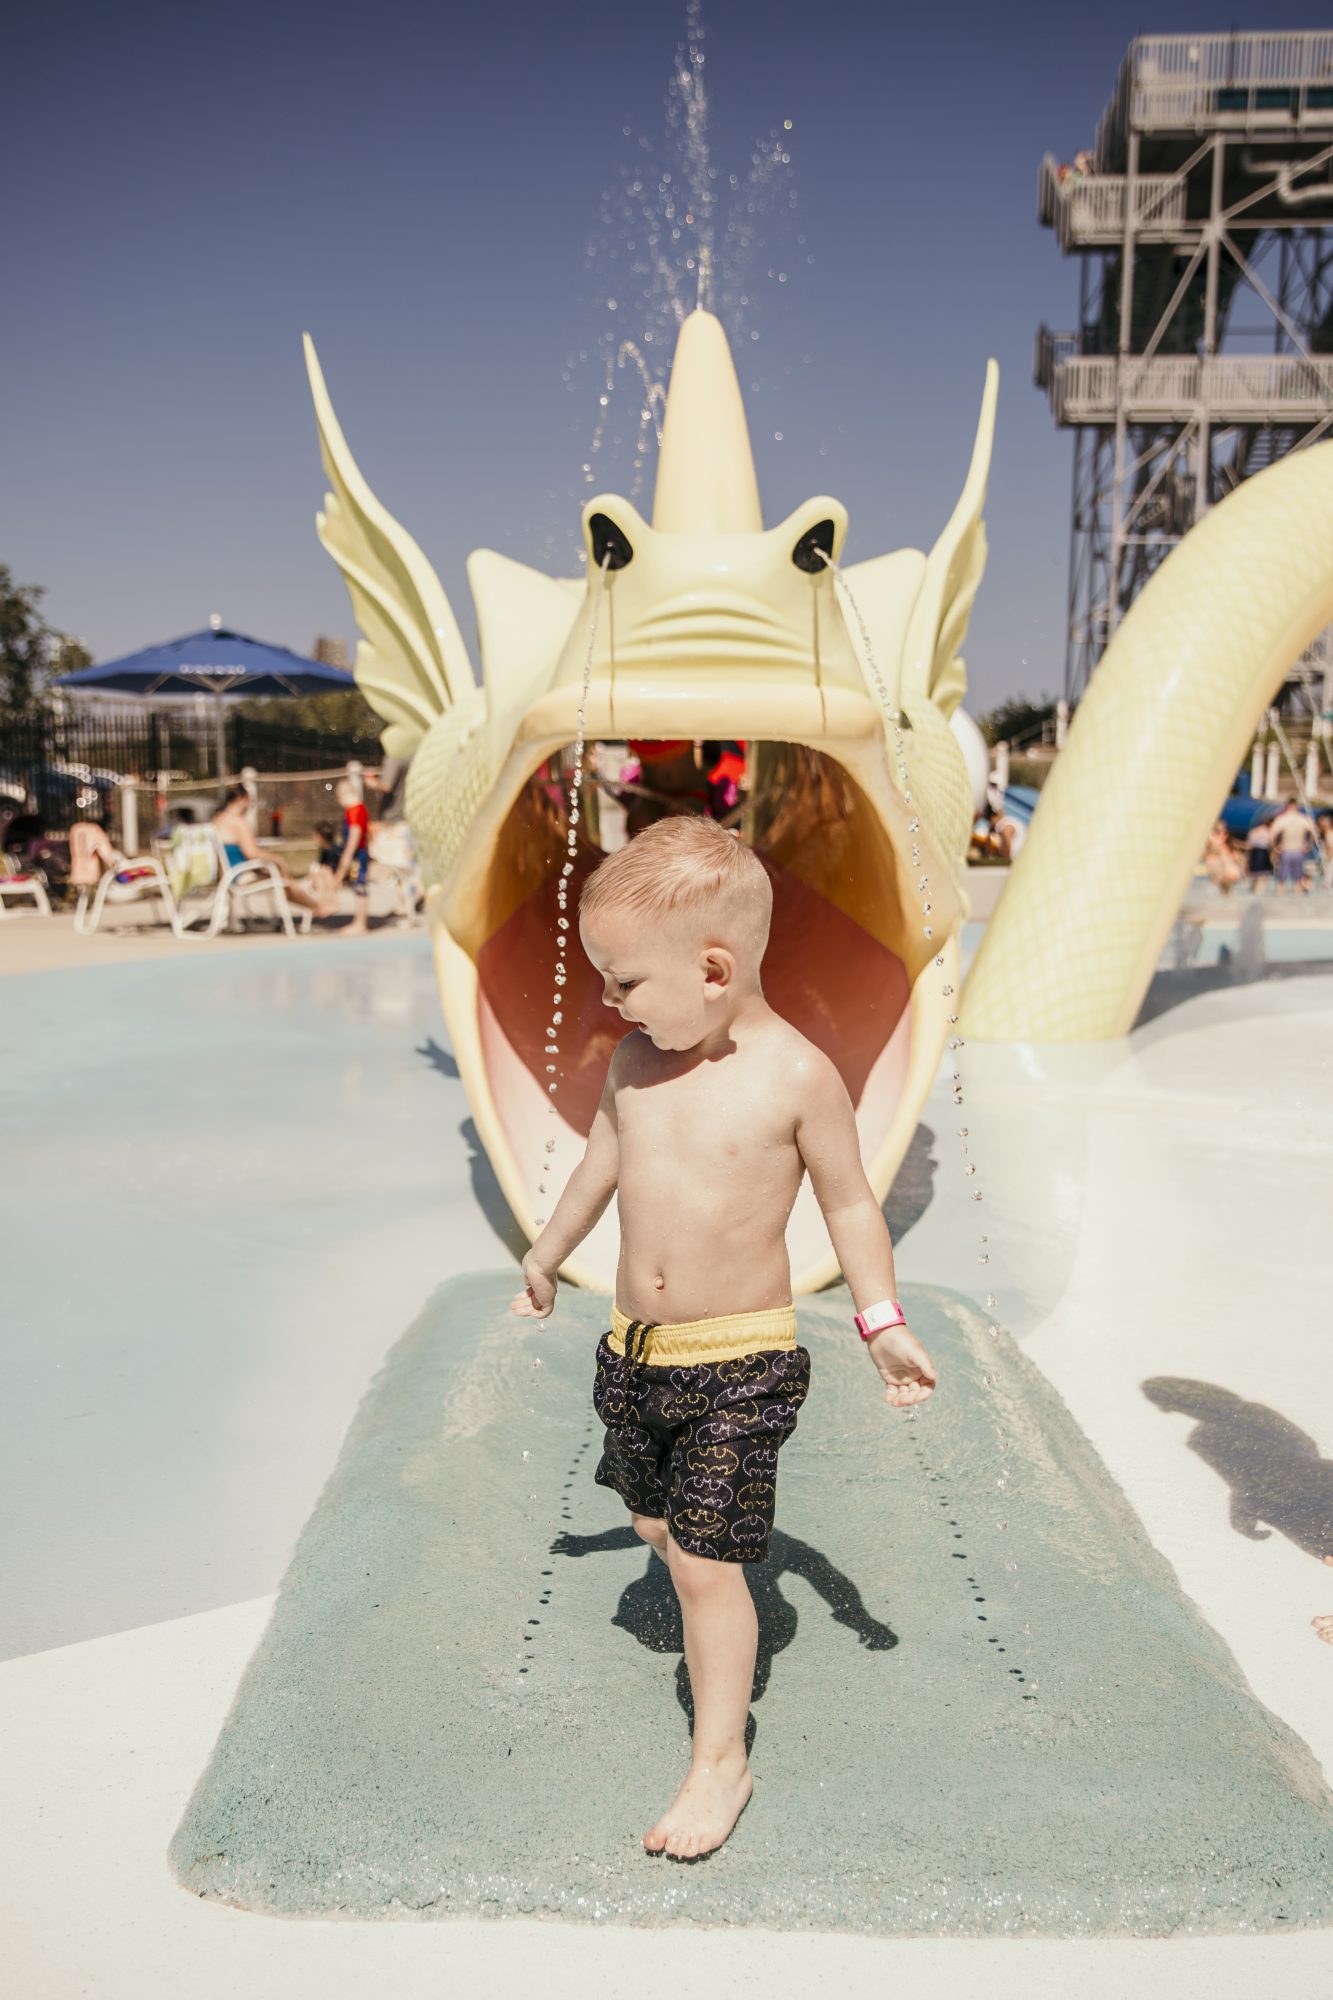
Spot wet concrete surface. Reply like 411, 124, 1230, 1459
170, 1273, 1333, 1935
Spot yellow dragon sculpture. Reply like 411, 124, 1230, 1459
303, 311, 1333, 1294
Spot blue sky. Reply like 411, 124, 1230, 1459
6, 0, 1328, 713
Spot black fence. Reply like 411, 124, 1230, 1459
0, 705, 384, 832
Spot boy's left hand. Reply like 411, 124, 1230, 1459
866, 1324, 937, 1406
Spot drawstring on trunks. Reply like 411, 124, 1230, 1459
620, 1318, 658, 1375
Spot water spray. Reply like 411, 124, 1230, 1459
533, 550, 614, 1229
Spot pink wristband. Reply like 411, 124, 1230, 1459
854, 1297, 907, 1341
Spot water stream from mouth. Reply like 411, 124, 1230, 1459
533, 551, 613, 1229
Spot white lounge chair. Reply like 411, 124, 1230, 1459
170, 826, 311, 940
0, 855, 53, 917
73, 855, 177, 934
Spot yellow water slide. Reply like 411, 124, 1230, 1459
962, 443, 1333, 1042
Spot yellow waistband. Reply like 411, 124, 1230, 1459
607, 1301, 798, 1367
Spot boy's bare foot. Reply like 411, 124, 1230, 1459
1314, 1616, 1333, 1644
643, 1749, 752, 1859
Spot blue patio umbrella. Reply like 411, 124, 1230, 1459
55, 625, 357, 777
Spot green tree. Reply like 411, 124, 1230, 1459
230, 688, 382, 738
976, 693, 1058, 747
0, 567, 89, 718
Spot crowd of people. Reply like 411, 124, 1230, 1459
43, 769, 421, 936
1203, 805, 1333, 896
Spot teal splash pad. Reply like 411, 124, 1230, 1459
170, 1273, 1333, 1933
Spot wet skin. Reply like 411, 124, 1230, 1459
511, 900, 937, 1857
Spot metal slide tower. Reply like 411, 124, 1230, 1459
1037, 31, 1333, 706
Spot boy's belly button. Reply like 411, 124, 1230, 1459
654, 1273, 665, 1290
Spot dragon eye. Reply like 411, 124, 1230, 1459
791, 518, 836, 573
589, 513, 634, 570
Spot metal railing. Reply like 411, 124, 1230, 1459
1040, 351, 1333, 424
1033, 325, 1080, 390
1038, 156, 1187, 247
0, 706, 383, 833
1099, 32, 1333, 155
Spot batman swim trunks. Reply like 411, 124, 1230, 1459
591, 1301, 811, 1562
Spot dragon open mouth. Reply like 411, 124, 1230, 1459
306, 307, 986, 1293
469, 738, 938, 1291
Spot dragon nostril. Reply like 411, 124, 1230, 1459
792, 519, 836, 573
589, 513, 634, 571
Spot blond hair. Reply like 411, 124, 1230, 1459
580, 815, 772, 962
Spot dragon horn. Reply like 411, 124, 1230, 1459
652, 309, 763, 533
961, 440, 1333, 1042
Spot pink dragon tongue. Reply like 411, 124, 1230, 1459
652, 309, 764, 535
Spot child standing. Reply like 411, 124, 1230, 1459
332, 777, 371, 936
1246, 814, 1274, 893
511, 816, 936, 1861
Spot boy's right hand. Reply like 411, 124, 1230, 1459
511, 1251, 556, 1319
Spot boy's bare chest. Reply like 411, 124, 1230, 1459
615, 1059, 797, 1173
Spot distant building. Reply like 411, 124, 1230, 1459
311, 635, 350, 668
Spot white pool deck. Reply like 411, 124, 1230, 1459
4, 877, 1333, 1998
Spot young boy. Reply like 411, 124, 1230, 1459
510, 815, 937, 1861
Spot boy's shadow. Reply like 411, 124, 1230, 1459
1143, 1377, 1333, 1560
551, 1525, 897, 1748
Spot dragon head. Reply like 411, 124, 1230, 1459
305, 311, 998, 1292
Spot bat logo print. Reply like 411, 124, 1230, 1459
660, 1390, 710, 1424
689, 1443, 740, 1477
715, 1353, 767, 1386
674, 1506, 727, 1541
742, 1441, 779, 1478
680, 1473, 736, 1508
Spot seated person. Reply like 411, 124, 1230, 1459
210, 786, 334, 919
